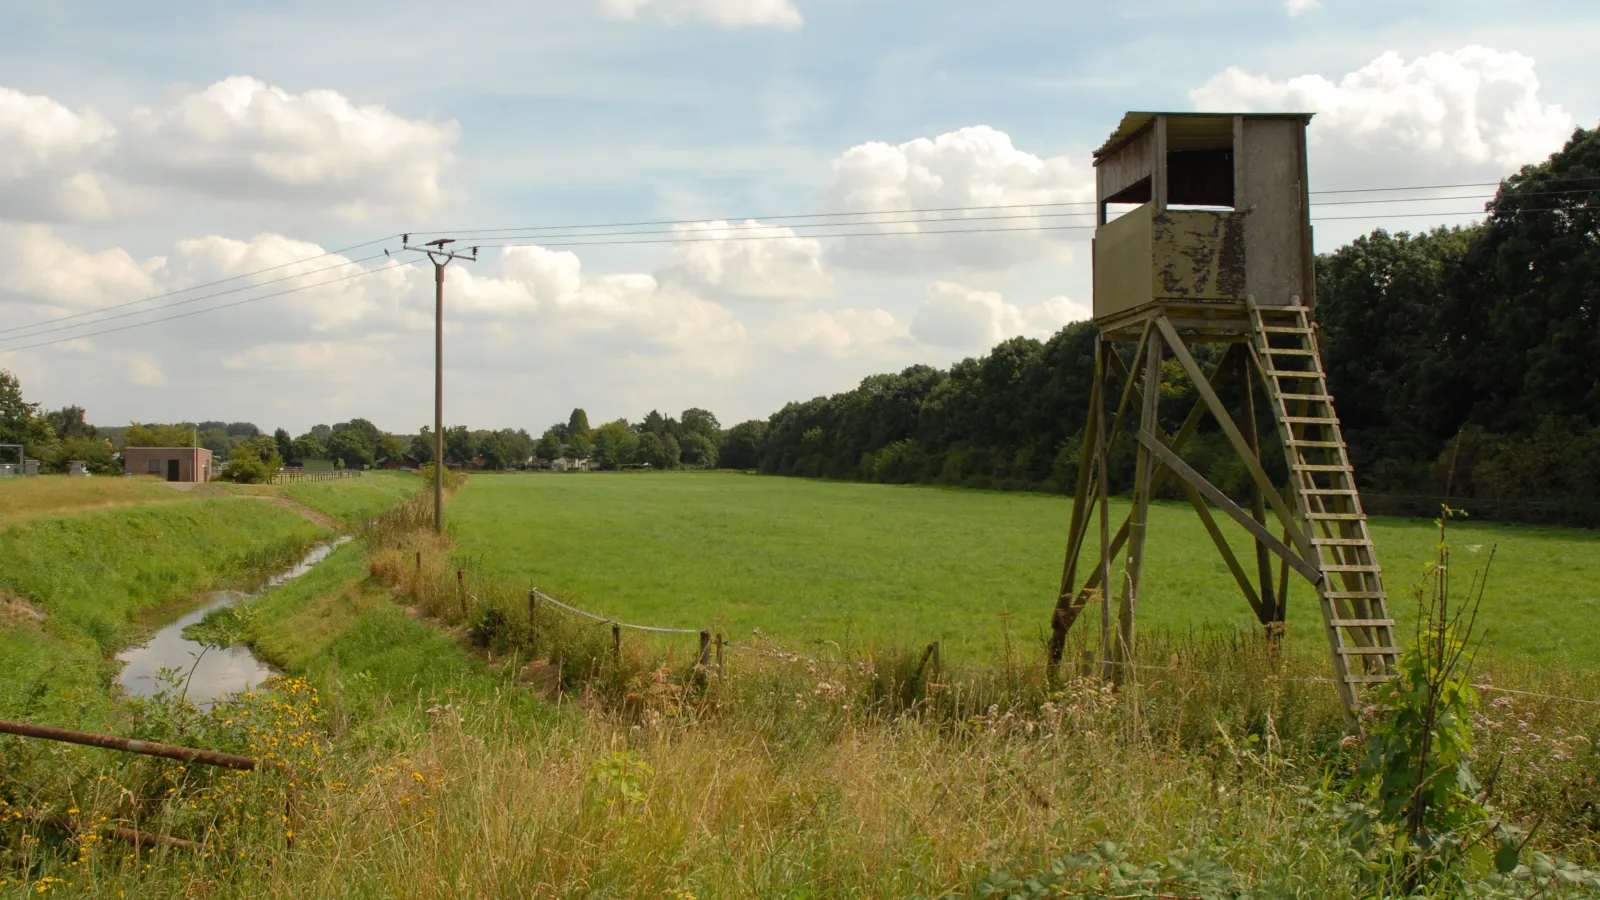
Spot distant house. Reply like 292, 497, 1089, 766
551, 458, 593, 473
123, 447, 214, 483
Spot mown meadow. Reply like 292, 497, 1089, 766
446, 472, 1600, 665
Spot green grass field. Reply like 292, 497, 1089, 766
449, 473, 1600, 663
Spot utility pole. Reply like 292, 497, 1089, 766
401, 235, 477, 534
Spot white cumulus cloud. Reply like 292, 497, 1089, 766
659, 220, 832, 300
911, 281, 1087, 350
1191, 47, 1574, 188
597, 0, 802, 28
1285, 0, 1320, 16
768, 307, 909, 357
0, 78, 458, 225
119, 76, 458, 220
0, 87, 116, 221
824, 125, 1094, 272
0, 225, 159, 311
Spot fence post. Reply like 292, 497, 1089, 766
698, 630, 711, 668
612, 623, 622, 663
715, 632, 724, 675
527, 590, 538, 628
416, 550, 421, 570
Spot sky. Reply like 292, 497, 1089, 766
0, 0, 1595, 436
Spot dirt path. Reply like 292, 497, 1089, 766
249, 494, 342, 530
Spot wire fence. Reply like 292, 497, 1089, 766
441, 559, 1600, 711
271, 470, 363, 485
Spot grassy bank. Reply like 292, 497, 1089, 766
446, 473, 1600, 663
278, 472, 423, 528
0, 497, 325, 728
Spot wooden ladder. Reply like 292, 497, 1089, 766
1249, 302, 1398, 711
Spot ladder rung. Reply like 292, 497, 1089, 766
1299, 488, 1357, 495
1310, 537, 1369, 546
1264, 347, 1319, 356
1330, 618, 1394, 628
1283, 416, 1338, 425
1322, 564, 1381, 573
1263, 370, 1323, 381
1324, 590, 1385, 600
1279, 393, 1332, 402
1307, 512, 1365, 521
1286, 439, 1344, 448
1258, 325, 1312, 334
1294, 464, 1352, 472
1338, 646, 1399, 656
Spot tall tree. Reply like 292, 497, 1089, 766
536, 429, 563, 463
592, 420, 637, 469
680, 407, 721, 439
273, 428, 294, 462
719, 420, 766, 470
444, 425, 477, 466
43, 406, 95, 441
0, 370, 37, 446
567, 408, 592, 441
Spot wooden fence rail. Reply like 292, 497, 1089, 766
269, 470, 364, 485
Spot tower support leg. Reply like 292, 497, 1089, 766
1114, 334, 1162, 686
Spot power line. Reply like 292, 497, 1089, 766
0, 257, 428, 355
400, 175, 1600, 242
0, 251, 394, 344
2, 197, 1589, 352
14, 178, 1596, 340
0, 234, 398, 339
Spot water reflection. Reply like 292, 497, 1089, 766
115, 538, 348, 707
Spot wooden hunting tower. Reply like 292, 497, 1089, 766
1048, 112, 1398, 711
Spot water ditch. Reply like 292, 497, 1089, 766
114, 537, 351, 707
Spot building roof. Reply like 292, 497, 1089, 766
1094, 111, 1315, 160
123, 446, 212, 452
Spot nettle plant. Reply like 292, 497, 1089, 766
1348, 508, 1599, 897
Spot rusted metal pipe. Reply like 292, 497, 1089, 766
40, 816, 204, 852
0, 719, 256, 770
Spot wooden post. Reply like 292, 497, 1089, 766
1049, 342, 1104, 668
416, 550, 421, 569
698, 630, 711, 668
528, 590, 538, 628
1115, 329, 1162, 686
1096, 346, 1114, 682
612, 623, 622, 662
1239, 347, 1280, 626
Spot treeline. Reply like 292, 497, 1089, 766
726, 124, 1600, 524
532, 408, 725, 470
